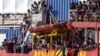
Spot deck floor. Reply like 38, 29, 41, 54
72, 22, 100, 28
0, 49, 100, 56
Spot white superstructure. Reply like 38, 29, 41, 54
0, 0, 32, 13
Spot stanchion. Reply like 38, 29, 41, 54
96, 21, 99, 56
50, 16, 53, 48
31, 33, 35, 49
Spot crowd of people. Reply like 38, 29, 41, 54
1, 0, 51, 53
20, 0, 50, 38
70, 0, 100, 22
1, 28, 97, 56
63, 28, 97, 56
31, 28, 96, 56
0, 1, 98, 56
19, 0, 99, 51
33, 35, 62, 49
2, 34, 32, 53
20, 0, 51, 49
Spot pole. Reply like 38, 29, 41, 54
32, 34, 34, 49
50, 16, 52, 24
96, 20, 99, 56
50, 34, 52, 49
50, 16, 52, 48
32, 33, 36, 49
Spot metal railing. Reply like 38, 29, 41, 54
0, 14, 25, 25
49, 10, 58, 23
69, 9, 100, 22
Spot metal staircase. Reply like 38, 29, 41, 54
20, 12, 42, 50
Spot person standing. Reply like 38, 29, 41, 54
67, 48, 75, 56
12, 34, 18, 53
27, 9, 32, 21
40, 1, 47, 23
12, 34, 18, 44
27, 9, 32, 27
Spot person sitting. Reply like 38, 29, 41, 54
79, 1, 87, 21
41, 37, 47, 49
88, 1, 93, 10
77, 1, 83, 10
38, 1, 42, 13
7, 40, 14, 53
70, 11, 77, 21
2, 39, 7, 50
31, 4, 36, 14
33, 1, 39, 13
70, 2, 76, 9
96, 5, 100, 19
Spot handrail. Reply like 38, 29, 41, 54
20, 21, 31, 52
23, 31, 30, 42
49, 10, 58, 23
21, 22, 30, 41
